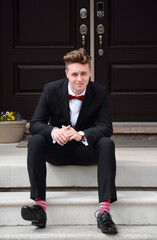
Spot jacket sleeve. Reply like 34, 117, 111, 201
83, 88, 113, 146
29, 85, 54, 142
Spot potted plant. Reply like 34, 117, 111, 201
0, 111, 27, 143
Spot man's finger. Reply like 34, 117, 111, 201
61, 131, 70, 141
57, 138, 65, 146
58, 135, 68, 144
62, 125, 70, 128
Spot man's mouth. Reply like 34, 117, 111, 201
76, 83, 83, 86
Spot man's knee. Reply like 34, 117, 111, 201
97, 137, 115, 151
28, 134, 48, 149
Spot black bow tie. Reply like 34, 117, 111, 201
68, 94, 85, 101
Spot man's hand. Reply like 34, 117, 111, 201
62, 125, 82, 142
53, 125, 71, 146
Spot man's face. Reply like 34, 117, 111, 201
65, 63, 92, 95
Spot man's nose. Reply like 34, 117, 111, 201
77, 75, 82, 81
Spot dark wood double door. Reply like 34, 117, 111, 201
0, 0, 157, 121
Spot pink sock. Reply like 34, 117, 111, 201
35, 198, 46, 212
99, 199, 110, 214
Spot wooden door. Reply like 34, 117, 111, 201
1, 0, 157, 122
0, 0, 90, 120
95, 0, 157, 121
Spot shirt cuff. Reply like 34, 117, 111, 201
51, 127, 58, 144
81, 137, 88, 146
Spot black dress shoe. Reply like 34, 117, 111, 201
97, 211, 117, 234
21, 205, 47, 228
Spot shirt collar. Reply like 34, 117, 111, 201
68, 83, 86, 96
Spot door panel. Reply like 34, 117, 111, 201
14, 64, 66, 94
95, 0, 157, 121
14, 0, 75, 47
110, 64, 157, 93
0, 0, 90, 120
110, 0, 157, 47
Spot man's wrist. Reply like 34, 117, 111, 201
78, 131, 85, 141
51, 127, 59, 143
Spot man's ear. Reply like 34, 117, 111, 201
65, 69, 68, 77
89, 68, 92, 77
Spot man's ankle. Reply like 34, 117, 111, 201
35, 198, 46, 212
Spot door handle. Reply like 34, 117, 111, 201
80, 24, 87, 48
80, 8, 87, 19
97, 24, 104, 56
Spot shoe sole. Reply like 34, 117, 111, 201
32, 221, 46, 228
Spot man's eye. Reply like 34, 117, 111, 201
72, 73, 77, 77
81, 72, 87, 76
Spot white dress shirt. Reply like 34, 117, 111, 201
68, 84, 86, 127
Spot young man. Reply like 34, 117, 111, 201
21, 48, 117, 234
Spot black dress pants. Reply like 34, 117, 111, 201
27, 134, 117, 203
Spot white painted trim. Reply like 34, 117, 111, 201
90, 0, 95, 82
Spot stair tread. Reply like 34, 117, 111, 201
0, 144, 157, 163
1, 225, 157, 240
1, 190, 157, 204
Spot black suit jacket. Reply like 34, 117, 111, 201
30, 78, 113, 146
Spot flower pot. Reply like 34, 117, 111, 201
0, 120, 27, 143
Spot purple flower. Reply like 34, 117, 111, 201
15, 112, 22, 121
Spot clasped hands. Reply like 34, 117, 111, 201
53, 125, 82, 146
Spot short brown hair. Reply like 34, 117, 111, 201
63, 48, 91, 69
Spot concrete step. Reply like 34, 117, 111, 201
113, 122, 157, 134
0, 144, 157, 188
24, 122, 157, 147
25, 122, 157, 134
1, 191, 157, 226
1, 225, 157, 240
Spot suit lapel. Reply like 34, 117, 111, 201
59, 79, 70, 125
75, 82, 93, 129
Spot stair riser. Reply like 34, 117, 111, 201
1, 163, 157, 188
1, 204, 157, 227
1, 191, 157, 226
